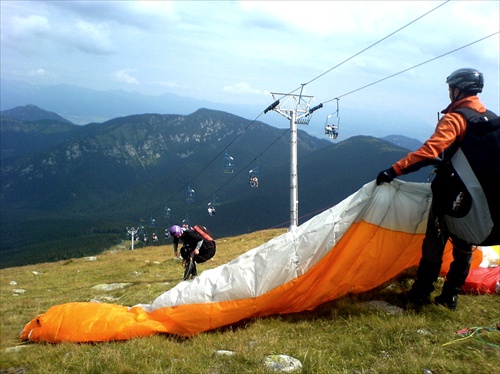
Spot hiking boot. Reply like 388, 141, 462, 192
434, 294, 458, 310
191, 262, 198, 277
397, 290, 431, 311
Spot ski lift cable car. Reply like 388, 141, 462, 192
249, 160, 259, 188
324, 99, 340, 140
186, 184, 195, 203
207, 195, 216, 216
223, 151, 235, 174
182, 214, 190, 228
164, 204, 172, 221
149, 217, 156, 228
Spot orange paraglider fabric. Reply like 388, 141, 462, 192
19, 181, 483, 343
20, 303, 171, 342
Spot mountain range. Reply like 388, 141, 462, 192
0, 80, 435, 142
0, 104, 429, 268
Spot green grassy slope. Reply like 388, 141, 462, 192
1, 229, 498, 373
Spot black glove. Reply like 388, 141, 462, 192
376, 167, 397, 185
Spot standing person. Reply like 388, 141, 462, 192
169, 224, 216, 280
376, 68, 492, 310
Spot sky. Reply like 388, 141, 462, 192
1, 0, 499, 141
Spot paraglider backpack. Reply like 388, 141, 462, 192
193, 225, 215, 242
432, 107, 500, 245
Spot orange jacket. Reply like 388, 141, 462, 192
393, 95, 487, 175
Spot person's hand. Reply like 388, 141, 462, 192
376, 167, 397, 185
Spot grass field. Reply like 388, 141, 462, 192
1, 229, 499, 373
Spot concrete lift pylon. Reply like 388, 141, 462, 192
265, 88, 322, 231
126, 227, 138, 250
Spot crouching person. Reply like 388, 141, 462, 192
169, 224, 216, 280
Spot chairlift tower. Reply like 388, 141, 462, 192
126, 227, 138, 250
266, 89, 321, 231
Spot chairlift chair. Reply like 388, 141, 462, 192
164, 205, 171, 220
208, 196, 216, 216
325, 122, 338, 139
182, 214, 190, 228
186, 185, 195, 203
207, 202, 216, 216
324, 99, 340, 140
224, 151, 235, 174
248, 163, 259, 188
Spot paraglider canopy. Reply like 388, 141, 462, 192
21, 180, 483, 344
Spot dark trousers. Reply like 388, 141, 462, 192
180, 241, 216, 264
412, 204, 473, 297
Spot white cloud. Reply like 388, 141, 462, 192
28, 68, 48, 77
238, 1, 437, 36
224, 82, 268, 96
68, 20, 114, 55
112, 69, 139, 84
128, 1, 175, 17
155, 81, 179, 89
2, 5, 114, 56
0, 0, 498, 118
11, 14, 50, 38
